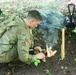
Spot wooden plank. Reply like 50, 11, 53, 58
61, 28, 65, 60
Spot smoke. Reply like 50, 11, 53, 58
37, 9, 67, 47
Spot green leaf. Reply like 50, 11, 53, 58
72, 27, 76, 33
44, 69, 51, 75
36, 59, 40, 63
31, 56, 41, 66
34, 62, 38, 66
74, 58, 76, 61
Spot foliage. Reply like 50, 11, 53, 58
26, 0, 62, 11
48, 0, 62, 11
72, 27, 76, 33
31, 56, 41, 66
0, 0, 10, 2
44, 69, 52, 75
0, 0, 63, 18
74, 58, 76, 61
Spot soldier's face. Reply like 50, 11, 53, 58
30, 19, 41, 28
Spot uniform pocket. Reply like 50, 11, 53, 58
0, 44, 15, 63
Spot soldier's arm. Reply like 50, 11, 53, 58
17, 32, 36, 64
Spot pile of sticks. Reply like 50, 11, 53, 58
34, 46, 57, 62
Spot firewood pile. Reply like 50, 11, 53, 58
34, 46, 57, 62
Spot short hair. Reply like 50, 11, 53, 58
27, 10, 42, 21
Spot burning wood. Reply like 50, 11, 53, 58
46, 45, 57, 57
34, 46, 57, 62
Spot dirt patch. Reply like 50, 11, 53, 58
0, 28, 76, 75
0, 0, 76, 75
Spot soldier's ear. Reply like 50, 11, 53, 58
30, 19, 34, 23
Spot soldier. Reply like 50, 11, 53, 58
0, 10, 45, 64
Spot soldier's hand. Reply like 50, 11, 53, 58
36, 53, 45, 59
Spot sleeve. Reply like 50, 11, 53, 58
17, 30, 36, 64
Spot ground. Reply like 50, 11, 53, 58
0, 0, 76, 75
0, 28, 76, 75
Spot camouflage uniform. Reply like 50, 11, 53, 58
0, 16, 35, 64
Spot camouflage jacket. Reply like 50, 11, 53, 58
0, 16, 35, 64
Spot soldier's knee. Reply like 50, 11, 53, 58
19, 56, 30, 64
0, 56, 12, 63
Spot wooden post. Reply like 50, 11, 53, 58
61, 28, 65, 60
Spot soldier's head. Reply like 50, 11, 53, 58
25, 10, 42, 28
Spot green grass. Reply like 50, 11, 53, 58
0, 0, 62, 16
